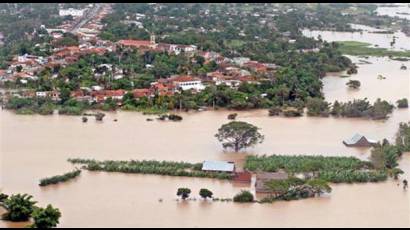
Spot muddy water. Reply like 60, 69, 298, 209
1, 104, 410, 227
376, 3, 410, 20
324, 55, 410, 103
302, 26, 410, 51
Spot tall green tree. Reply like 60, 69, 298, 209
215, 121, 264, 152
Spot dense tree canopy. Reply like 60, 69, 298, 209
215, 121, 264, 152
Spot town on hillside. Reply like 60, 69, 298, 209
0, 3, 282, 106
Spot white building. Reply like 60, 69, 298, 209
168, 44, 197, 55
59, 8, 85, 17
91, 85, 104, 91
172, 75, 205, 91
36, 91, 48, 97
233, 57, 250, 66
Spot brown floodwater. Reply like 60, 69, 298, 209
376, 3, 410, 20
302, 24, 410, 51
0, 103, 409, 227
324, 55, 410, 103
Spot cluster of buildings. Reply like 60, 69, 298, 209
0, 4, 114, 85
0, 3, 280, 105
117, 35, 198, 56
201, 160, 295, 194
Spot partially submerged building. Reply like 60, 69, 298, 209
233, 171, 252, 183
255, 171, 289, 193
343, 133, 377, 147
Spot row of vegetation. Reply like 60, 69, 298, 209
0, 193, 61, 228
175, 187, 255, 203
302, 98, 395, 119
39, 169, 81, 187
244, 155, 389, 183
4, 97, 91, 116
67, 159, 233, 180
176, 182, 330, 203
268, 97, 398, 119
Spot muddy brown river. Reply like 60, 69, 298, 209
1, 103, 409, 227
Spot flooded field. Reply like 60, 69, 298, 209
302, 23, 410, 51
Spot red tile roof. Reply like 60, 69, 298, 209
133, 88, 150, 98
104, 89, 126, 97
118, 39, 151, 48
171, 75, 200, 83
234, 171, 252, 183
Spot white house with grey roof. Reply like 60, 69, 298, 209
202, 160, 235, 173
343, 133, 377, 147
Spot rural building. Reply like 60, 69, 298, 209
255, 171, 289, 193
202, 160, 235, 173
343, 133, 377, 147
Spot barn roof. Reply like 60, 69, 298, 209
343, 133, 377, 145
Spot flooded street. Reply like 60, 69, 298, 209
1, 5, 410, 228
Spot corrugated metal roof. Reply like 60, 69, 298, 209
343, 133, 377, 145
202, 160, 234, 172
344, 133, 364, 145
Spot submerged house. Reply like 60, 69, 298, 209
233, 171, 252, 183
202, 160, 235, 173
343, 133, 377, 147
255, 171, 289, 193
